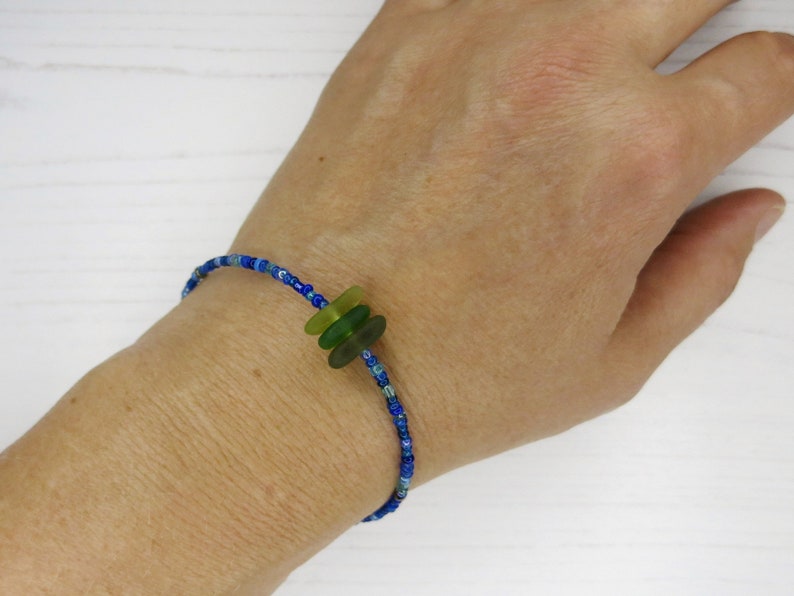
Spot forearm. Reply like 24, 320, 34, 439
0, 268, 406, 594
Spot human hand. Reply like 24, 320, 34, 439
230, 0, 794, 479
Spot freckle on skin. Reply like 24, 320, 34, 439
125, 404, 133, 412
70, 397, 77, 404
252, 369, 263, 379
318, 156, 325, 162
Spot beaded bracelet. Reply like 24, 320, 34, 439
181, 254, 414, 522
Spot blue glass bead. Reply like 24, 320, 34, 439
387, 396, 398, 405
319, 299, 329, 309
293, 281, 305, 293
265, 262, 274, 273
377, 378, 390, 387
402, 455, 414, 464
375, 372, 388, 383
389, 404, 404, 416
231, 254, 241, 266
398, 476, 411, 490
311, 294, 325, 308
305, 290, 316, 301
300, 284, 313, 296
220, 256, 230, 266
213, 257, 223, 267
361, 350, 373, 360
382, 385, 396, 399
240, 255, 253, 269
396, 490, 407, 500
401, 438, 412, 450
366, 356, 378, 367
400, 463, 414, 476
270, 266, 280, 280
369, 363, 384, 377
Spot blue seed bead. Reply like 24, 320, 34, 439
366, 356, 378, 367
311, 294, 325, 308
389, 404, 404, 416
377, 378, 390, 387
375, 371, 388, 383
360, 350, 373, 361
396, 490, 407, 500
240, 255, 253, 269
319, 299, 329, 309
220, 256, 230, 266
369, 363, 385, 377
398, 476, 411, 490
300, 284, 313, 296
386, 396, 398, 405
213, 257, 222, 268
402, 455, 414, 464
270, 266, 280, 280
230, 254, 241, 266
401, 438, 412, 450
400, 463, 414, 476
293, 281, 305, 293
265, 262, 274, 273
382, 384, 396, 399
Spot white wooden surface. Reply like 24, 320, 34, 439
1, 1, 793, 594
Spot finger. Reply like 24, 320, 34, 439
619, 0, 735, 66
607, 189, 785, 382
668, 31, 794, 192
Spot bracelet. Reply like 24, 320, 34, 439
181, 254, 414, 522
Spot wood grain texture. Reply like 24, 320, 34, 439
1, 1, 792, 594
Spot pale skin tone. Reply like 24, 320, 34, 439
1, 0, 793, 593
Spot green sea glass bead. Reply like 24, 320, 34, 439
318, 304, 371, 350
328, 315, 387, 369
304, 285, 364, 335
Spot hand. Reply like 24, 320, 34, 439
229, 1, 794, 478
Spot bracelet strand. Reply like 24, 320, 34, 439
181, 254, 414, 522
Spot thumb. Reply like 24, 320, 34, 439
607, 188, 785, 380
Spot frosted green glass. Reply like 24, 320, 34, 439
318, 305, 371, 350
328, 315, 387, 369
304, 285, 363, 335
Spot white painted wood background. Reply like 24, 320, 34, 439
1, 1, 792, 594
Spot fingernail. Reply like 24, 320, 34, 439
755, 205, 785, 243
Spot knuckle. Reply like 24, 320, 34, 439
710, 246, 746, 305
613, 98, 692, 192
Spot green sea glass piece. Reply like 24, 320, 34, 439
318, 304, 371, 350
328, 315, 387, 369
304, 285, 364, 335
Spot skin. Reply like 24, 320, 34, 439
1, 1, 793, 593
